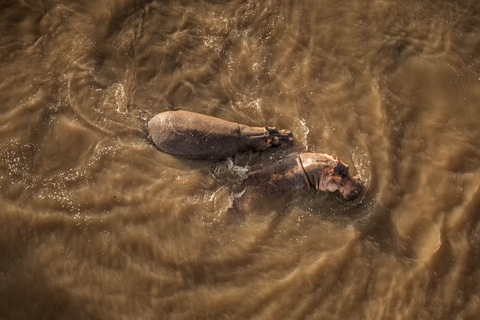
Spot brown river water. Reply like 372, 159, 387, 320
1, 0, 480, 319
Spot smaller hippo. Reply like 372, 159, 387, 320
148, 111, 293, 160
230, 153, 362, 211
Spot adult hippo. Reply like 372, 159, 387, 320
148, 110, 293, 160
230, 153, 362, 211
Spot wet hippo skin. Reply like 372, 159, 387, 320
148, 110, 293, 160
230, 153, 363, 211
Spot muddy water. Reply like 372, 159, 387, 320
1, 0, 480, 319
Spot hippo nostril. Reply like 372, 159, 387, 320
351, 189, 360, 200
344, 190, 357, 201
349, 184, 362, 200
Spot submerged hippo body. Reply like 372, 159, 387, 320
230, 153, 362, 211
148, 111, 293, 160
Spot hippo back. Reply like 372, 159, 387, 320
231, 154, 308, 211
148, 111, 246, 160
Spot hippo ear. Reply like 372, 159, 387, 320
264, 138, 273, 148
265, 127, 279, 134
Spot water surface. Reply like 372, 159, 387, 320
1, 0, 480, 319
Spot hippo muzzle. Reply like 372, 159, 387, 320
337, 175, 363, 201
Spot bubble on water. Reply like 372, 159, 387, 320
247, 98, 262, 110
103, 83, 128, 114
299, 118, 310, 150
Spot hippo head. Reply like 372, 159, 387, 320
264, 127, 294, 148
299, 153, 363, 201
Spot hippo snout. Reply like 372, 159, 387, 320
266, 127, 294, 147
341, 176, 363, 201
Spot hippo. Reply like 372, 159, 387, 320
230, 153, 362, 211
148, 110, 293, 160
